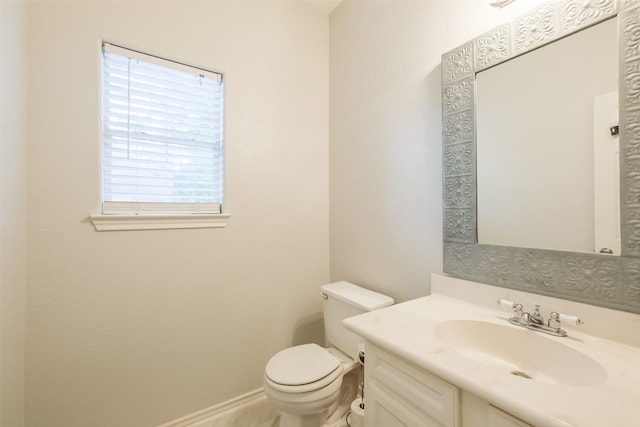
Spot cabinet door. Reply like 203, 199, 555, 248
366, 381, 439, 427
461, 391, 534, 427
365, 343, 460, 427
488, 406, 533, 427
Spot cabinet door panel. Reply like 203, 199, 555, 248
366, 382, 444, 427
488, 406, 533, 427
373, 400, 411, 427
366, 345, 460, 427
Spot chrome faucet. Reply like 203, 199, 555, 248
529, 305, 544, 326
498, 300, 583, 337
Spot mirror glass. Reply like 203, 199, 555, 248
476, 17, 619, 254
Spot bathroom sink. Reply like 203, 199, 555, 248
436, 320, 607, 386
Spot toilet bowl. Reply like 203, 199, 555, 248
263, 282, 394, 427
264, 345, 356, 422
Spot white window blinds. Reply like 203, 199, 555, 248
101, 43, 224, 215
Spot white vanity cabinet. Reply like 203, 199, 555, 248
364, 343, 532, 427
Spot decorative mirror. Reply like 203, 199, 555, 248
442, 0, 640, 313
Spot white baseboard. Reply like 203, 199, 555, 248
158, 388, 279, 427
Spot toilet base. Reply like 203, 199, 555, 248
276, 369, 359, 427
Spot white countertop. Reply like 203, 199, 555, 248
343, 274, 640, 427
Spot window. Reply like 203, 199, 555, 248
100, 43, 224, 218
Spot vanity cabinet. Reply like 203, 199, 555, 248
364, 343, 532, 427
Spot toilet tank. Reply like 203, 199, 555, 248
320, 281, 394, 360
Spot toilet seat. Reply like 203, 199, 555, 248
265, 344, 343, 393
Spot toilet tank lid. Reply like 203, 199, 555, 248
321, 281, 394, 311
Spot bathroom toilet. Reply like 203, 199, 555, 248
263, 281, 394, 427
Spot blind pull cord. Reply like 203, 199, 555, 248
127, 57, 132, 160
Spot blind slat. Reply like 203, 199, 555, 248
104, 64, 222, 91
103, 201, 221, 215
104, 148, 222, 165
104, 78, 222, 108
104, 124, 220, 147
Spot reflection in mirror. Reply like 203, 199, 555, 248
476, 17, 618, 254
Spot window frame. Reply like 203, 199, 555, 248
91, 43, 230, 231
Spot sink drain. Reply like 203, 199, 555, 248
511, 370, 532, 380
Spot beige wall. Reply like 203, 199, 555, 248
12, 0, 561, 425
329, 0, 535, 302
26, 1, 329, 426
0, 1, 28, 426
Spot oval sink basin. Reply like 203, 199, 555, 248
436, 320, 607, 386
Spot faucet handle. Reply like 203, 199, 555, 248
549, 312, 583, 328
513, 303, 524, 317
559, 313, 584, 326
548, 312, 561, 330
497, 299, 515, 309
497, 299, 523, 317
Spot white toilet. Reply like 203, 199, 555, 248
263, 281, 394, 427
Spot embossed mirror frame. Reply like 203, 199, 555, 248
442, 0, 640, 314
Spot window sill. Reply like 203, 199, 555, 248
90, 213, 231, 231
